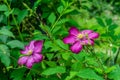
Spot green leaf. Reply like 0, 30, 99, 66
56, 18, 80, 28
12, 8, 28, 23
0, 4, 8, 11
65, 71, 78, 80
39, 25, 51, 38
39, 75, 60, 80
63, 9, 74, 15
48, 12, 56, 24
32, 0, 42, 10
42, 66, 66, 75
72, 52, 87, 61
105, 66, 116, 73
56, 19, 69, 25
56, 39, 68, 50
44, 41, 53, 49
112, 47, 117, 53
25, 74, 32, 80
46, 53, 54, 60
94, 68, 103, 74
71, 61, 83, 71
4, 9, 14, 17
57, 6, 64, 13
96, 17, 106, 27
0, 28, 15, 38
0, 14, 4, 22
33, 30, 48, 40
52, 26, 61, 34
7, 40, 24, 49
17, 9, 28, 23
0, 35, 8, 43
61, 0, 66, 6
44, 41, 60, 52
62, 52, 70, 60
0, 44, 10, 67
45, 61, 57, 67
41, 62, 46, 69
108, 65, 120, 80
77, 68, 104, 80
105, 18, 112, 26
12, 8, 21, 15
11, 68, 26, 80
108, 24, 118, 31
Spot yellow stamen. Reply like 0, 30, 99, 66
77, 34, 83, 39
27, 50, 33, 55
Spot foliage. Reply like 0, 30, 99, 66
0, 0, 120, 80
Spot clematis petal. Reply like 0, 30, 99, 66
69, 27, 79, 36
33, 40, 43, 53
63, 35, 76, 44
89, 32, 99, 39
81, 39, 94, 45
26, 56, 35, 68
70, 41, 82, 54
33, 53, 43, 63
28, 40, 36, 50
81, 30, 93, 34
20, 46, 29, 54
18, 56, 28, 65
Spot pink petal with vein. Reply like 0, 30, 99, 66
70, 41, 82, 54
89, 32, 99, 39
81, 30, 93, 34
18, 56, 28, 65
33, 53, 43, 63
28, 40, 36, 50
20, 46, 29, 54
69, 27, 79, 36
26, 56, 35, 68
63, 35, 76, 44
34, 40, 43, 53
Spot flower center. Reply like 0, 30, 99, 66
77, 33, 83, 39
27, 50, 33, 55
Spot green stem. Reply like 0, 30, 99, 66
5, 1, 24, 42
50, 0, 76, 32
50, 2, 74, 32
50, 11, 64, 32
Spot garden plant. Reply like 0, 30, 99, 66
0, 0, 120, 80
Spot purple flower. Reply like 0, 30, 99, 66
63, 27, 99, 54
18, 40, 43, 68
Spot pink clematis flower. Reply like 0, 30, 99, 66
18, 40, 43, 68
63, 27, 99, 54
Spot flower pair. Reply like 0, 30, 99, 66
18, 40, 43, 68
63, 27, 99, 53
18, 27, 99, 68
